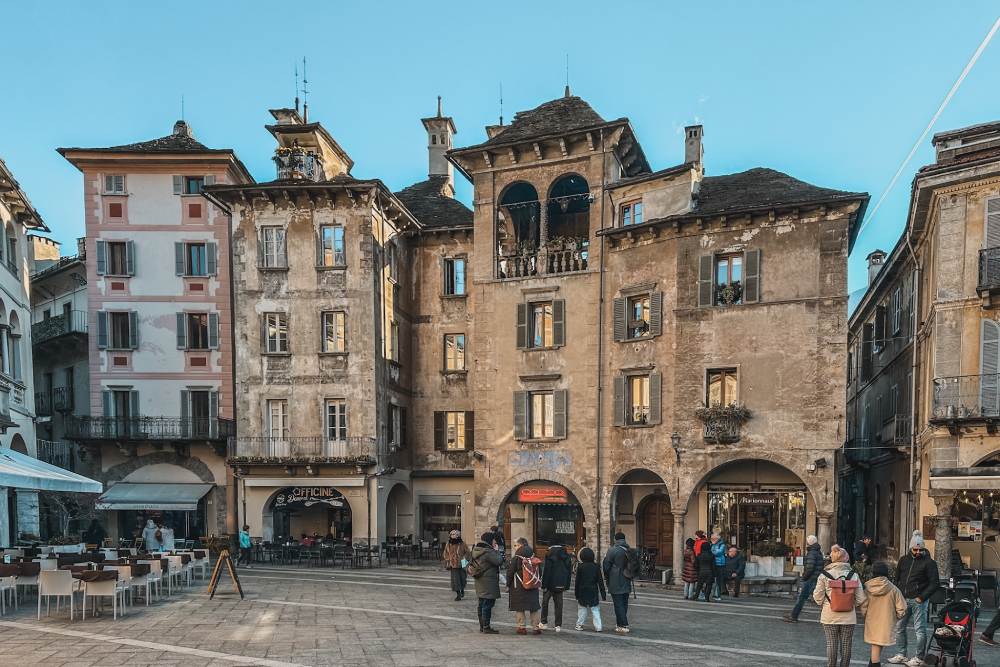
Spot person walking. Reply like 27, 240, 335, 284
709, 533, 727, 601
142, 519, 160, 552
237, 525, 253, 568
682, 538, 698, 600
813, 544, 866, 667
722, 545, 746, 597
603, 531, 633, 633
692, 536, 717, 602
508, 538, 542, 634
574, 546, 606, 631
860, 561, 907, 667
539, 541, 572, 632
443, 529, 471, 601
469, 531, 502, 634
785, 534, 824, 623
886, 531, 939, 667
980, 608, 1000, 646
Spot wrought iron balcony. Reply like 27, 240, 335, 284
932, 374, 1000, 422
703, 414, 743, 443
228, 436, 379, 463
978, 247, 1000, 294
32, 311, 88, 346
34, 391, 52, 416
53, 386, 74, 413
36, 439, 73, 471
274, 146, 323, 182
65, 416, 235, 441
879, 415, 912, 446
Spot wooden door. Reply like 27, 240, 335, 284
640, 497, 673, 566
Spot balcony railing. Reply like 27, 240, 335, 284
53, 386, 74, 413
65, 416, 235, 441
932, 374, 1000, 420
228, 436, 379, 462
274, 147, 323, 182
497, 239, 589, 279
36, 439, 72, 471
703, 414, 743, 443
34, 391, 52, 416
32, 311, 88, 345
879, 415, 912, 446
978, 247, 1000, 293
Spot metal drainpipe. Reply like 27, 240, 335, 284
904, 225, 921, 543
596, 128, 606, 560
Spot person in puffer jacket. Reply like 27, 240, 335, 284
785, 535, 825, 623
860, 561, 906, 667
692, 539, 717, 602
539, 543, 573, 632
681, 538, 698, 599
709, 533, 727, 600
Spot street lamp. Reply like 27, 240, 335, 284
671, 432, 681, 463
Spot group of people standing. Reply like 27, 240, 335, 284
442, 529, 636, 634
681, 530, 746, 601
140, 518, 176, 551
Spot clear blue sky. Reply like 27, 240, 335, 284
5, 2, 999, 293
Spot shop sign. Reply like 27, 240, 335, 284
274, 487, 345, 509
517, 484, 568, 504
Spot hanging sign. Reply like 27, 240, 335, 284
273, 487, 345, 509
517, 484, 568, 504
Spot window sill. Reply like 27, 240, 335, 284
442, 370, 468, 377
521, 345, 562, 352
257, 266, 290, 272
318, 351, 348, 357
518, 437, 562, 444
101, 273, 133, 279
315, 264, 347, 271
183, 347, 213, 352
182, 273, 212, 279
622, 335, 653, 343
103, 348, 136, 352
620, 422, 656, 429
262, 352, 291, 357
441, 447, 472, 454
179, 193, 205, 198
101, 192, 128, 197
441, 293, 468, 300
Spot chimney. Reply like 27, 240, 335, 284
485, 125, 504, 139
684, 125, 703, 169
173, 120, 193, 138
867, 249, 887, 287
421, 96, 457, 197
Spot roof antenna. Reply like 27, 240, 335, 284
499, 81, 504, 126
564, 54, 571, 97
180, 94, 185, 121
302, 56, 309, 123
294, 62, 300, 115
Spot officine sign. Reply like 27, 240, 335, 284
273, 487, 345, 509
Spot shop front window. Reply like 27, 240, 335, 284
420, 501, 461, 545
708, 489, 806, 559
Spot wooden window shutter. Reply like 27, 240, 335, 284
697, 254, 714, 307
433, 411, 445, 451
129, 390, 140, 417
552, 299, 566, 347
516, 303, 528, 349
513, 391, 528, 439
612, 297, 626, 341
743, 249, 761, 303
208, 313, 220, 349
204, 175, 215, 187
174, 243, 185, 275
209, 390, 219, 437
96, 311, 108, 349
172, 175, 183, 194
987, 198, 1000, 249
206, 243, 218, 275
128, 311, 139, 349
861, 323, 874, 381
650, 292, 664, 336
649, 372, 662, 424
980, 319, 1000, 416
101, 390, 112, 417
125, 241, 136, 276
180, 390, 190, 434
96, 240, 107, 275
612, 376, 625, 427
464, 411, 475, 451
553, 389, 568, 439
176, 313, 187, 349
316, 228, 324, 266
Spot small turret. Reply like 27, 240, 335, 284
421, 96, 457, 197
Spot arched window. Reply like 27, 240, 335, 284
498, 182, 540, 253
546, 174, 590, 243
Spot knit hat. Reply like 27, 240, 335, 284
830, 544, 850, 563
909, 530, 925, 549
872, 561, 889, 578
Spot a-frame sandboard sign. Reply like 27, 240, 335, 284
207, 548, 245, 600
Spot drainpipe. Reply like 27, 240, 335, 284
596, 128, 606, 560
904, 220, 921, 544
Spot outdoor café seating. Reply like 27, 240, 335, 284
81, 570, 123, 620
37, 569, 76, 620
0, 564, 18, 614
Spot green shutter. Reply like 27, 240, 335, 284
613, 297, 626, 341
128, 311, 138, 349
553, 389, 567, 439
516, 303, 528, 349
513, 391, 528, 439
102, 390, 112, 417
176, 313, 187, 349
96, 240, 107, 276
208, 313, 220, 349
650, 292, 663, 336
206, 243, 218, 275
96, 311, 108, 349
552, 299, 565, 347
743, 249, 761, 303
698, 254, 714, 307
180, 389, 190, 437
175, 243, 185, 275
129, 390, 140, 418
125, 241, 136, 276
613, 376, 625, 427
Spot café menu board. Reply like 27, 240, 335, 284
273, 487, 346, 509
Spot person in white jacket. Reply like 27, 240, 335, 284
142, 519, 161, 552
813, 544, 866, 667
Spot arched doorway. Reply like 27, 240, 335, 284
384, 483, 413, 540
500, 480, 584, 560
268, 486, 352, 542
9, 434, 27, 454
639, 495, 673, 567
611, 468, 672, 566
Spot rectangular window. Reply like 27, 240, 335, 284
445, 411, 466, 450
390, 404, 403, 448
104, 174, 126, 194
110, 312, 132, 349
892, 286, 902, 335
319, 225, 346, 267
621, 200, 643, 226
627, 375, 651, 425
321, 311, 346, 353
627, 294, 651, 338
186, 243, 207, 276
108, 202, 123, 218
874, 305, 887, 353
187, 313, 209, 350
530, 302, 553, 348
530, 391, 554, 439
389, 321, 399, 362
264, 313, 288, 353
387, 243, 398, 281
714, 253, 743, 305
444, 334, 466, 371
325, 399, 347, 441
107, 241, 129, 276
707, 368, 738, 407
444, 257, 466, 296
184, 176, 205, 194
260, 226, 287, 268
267, 399, 289, 439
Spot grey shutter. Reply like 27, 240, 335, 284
552, 299, 566, 347
129, 390, 140, 417
513, 391, 528, 439
96, 240, 107, 275
174, 243, 185, 275
176, 313, 187, 349
209, 390, 219, 438
128, 311, 139, 349
743, 249, 761, 303
256, 232, 264, 267
649, 372, 662, 424
987, 198, 1000, 249
613, 376, 625, 427
172, 175, 183, 194
260, 316, 267, 353
553, 389, 567, 439
981, 320, 1000, 417
204, 175, 215, 187
464, 411, 475, 451
516, 303, 528, 349
96, 311, 108, 349
125, 241, 136, 276
612, 297, 626, 341
208, 313, 220, 349
433, 411, 445, 451
102, 390, 112, 417
206, 243, 218, 275
316, 228, 324, 266
697, 254, 714, 307
650, 292, 663, 336
180, 389, 190, 437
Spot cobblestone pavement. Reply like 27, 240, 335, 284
0, 565, 996, 666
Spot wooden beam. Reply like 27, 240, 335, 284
532, 142, 542, 160
558, 138, 568, 157
482, 151, 493, 168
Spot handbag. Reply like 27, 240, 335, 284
460, 557, 468, 569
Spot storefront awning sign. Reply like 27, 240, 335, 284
96, 483, 213, 511
517, 484, 568, 504
274, 486, 345, 510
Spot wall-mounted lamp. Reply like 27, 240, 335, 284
814, 458, 828, 470
671, 432, 681, 463
472, 451, 485, 461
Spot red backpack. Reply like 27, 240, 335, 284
516, 555, 542, 590
820, 569, 860, 612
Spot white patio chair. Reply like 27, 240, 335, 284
0, 574, 16, 614
37, 570, 76, 620
175, 551, 207, 581
163, 556, 184, 594
137, 559, 163, 600
102, 565, 135, 607
82, 576, 123, 620
33, 558, 58, 571
16, 567, 39, 600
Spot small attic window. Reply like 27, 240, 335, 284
432, 135, 437, 145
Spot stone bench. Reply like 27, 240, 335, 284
739, 575, 799, 596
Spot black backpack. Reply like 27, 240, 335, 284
619, 545, 641, 580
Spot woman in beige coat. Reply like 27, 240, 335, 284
813, 544, 867, 667
859, 561, 907, 667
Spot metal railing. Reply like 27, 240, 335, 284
703, 415, 743, 443
979, 247, 1000, 292
932, 374, 1000, 420
229, 436, 379, 461
31, 311, 88, 345
36, 439, 72, 471
34, 391, 52, 416
65, 416, 235, 441
879, 415, 912, 446
53, 386, 74, 412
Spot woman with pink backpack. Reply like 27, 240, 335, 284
813, 544, 867, 667
507, 537, 542, 635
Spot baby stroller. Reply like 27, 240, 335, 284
930, 579, 980, 667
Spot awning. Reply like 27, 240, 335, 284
0, 447, 102, 493
96, 483, 213, 511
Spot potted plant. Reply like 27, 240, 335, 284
715, 280, 743, 306
751, 541, 793, 576
695, 403, 752, 443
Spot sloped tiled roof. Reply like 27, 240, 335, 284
395, 176, 473, 229
694, 168, 866, 215
58, 121, 229, 154
484, 96, 607, 146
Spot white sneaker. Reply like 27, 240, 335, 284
594, 627, 602, 633
537, 622, 547, 630
554, 626, 561, 633
905, 659, 925, 667
574, 624, 584, 631
886, 656, 907, 665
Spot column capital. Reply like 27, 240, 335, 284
816, 510, 834, 522
930, 491, 956, 514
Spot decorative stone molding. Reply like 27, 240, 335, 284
102, 450, 216, 485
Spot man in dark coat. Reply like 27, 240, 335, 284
692, 537, 717, 602
887, 531, 940, 665
539, 543, 572, 631
507, 539, 542, 634
722, 546, 746, 597
470, 531, 502, 634
784, 534, 823, 622
603, 532, 633, 633
574, 547, 606, 631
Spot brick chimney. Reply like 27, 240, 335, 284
684, 125, 703, 169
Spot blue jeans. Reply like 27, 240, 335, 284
611, 593, 629, 628
477, 597, 496, 627
895, 597, 929, 657
791, 578, 817, 619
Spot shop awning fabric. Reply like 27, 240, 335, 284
0, 447, 102, 493
96, 483, 213, 511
